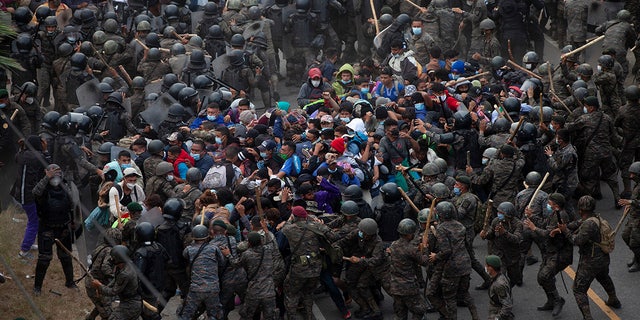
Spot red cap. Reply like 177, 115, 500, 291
308, 68, 322, 79
291, 206, 308, 218
330, 138, 346, 154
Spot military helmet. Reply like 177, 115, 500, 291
103, 11, 118, 22
497, 201, 516, 216
418, 208, 430, 223
479, 18, 495, 30
537, 62, 550, 75
168, 103, 185, 117
193, 75, 213, 90
629, 162, 640, 174
453, 110, 472, 129
70, 52, 87, 71
190, 49, 206, 66
503, 97, 521, 115
97, 82, 113, 95
103, 227, 122, 246
229, 49, 245, 67
16, 34, 33, 53
522, 51, 539, 65
276, 0, 288, 6
20, 81, 38, 97
132, 76, 145, 89
491, 56, 506, 69
358, 218, 378, 236
147, 139, 164, 154
171, 43, 186, 56
44, 15, 58, 28
110, 245, 130, 264
396, 13, 411, 25
230, 33, 245, 47
14, 7, 33, 25
379, 13, 393, 26
78, 114, 93, 133
207, 25, 223, 40
42, 111, 61, 130
56, 114, 79, 134
169, 83, 187, 100
79, 41, 94, 56
421, 163, 439, 176
433, 158, 447, 174
483, 147, 497, 159
192, 224, 209, 240
343, 185, 363, 201
106, 91, 124, 107
436, 201, 455, 220
227, 0, 243, 10
102, 18, 118, 34
103, 40, 118, 55
162, 73, 179, 91
91, 30, 106, 45
517, 122, 537, 142
164, 4, 179, 20
208, 91, 222, 104
525, 171, 542, 187
156, 161, 174, 175
577, 195, 596, 211
97, 141, 114, 155
576, 63, 593, 77
145, 32, 160, 48
493, 117, 510, 133
35, 6, 51, 21
431, 182, 449, 199
179, 87, 198, 105
617, 9, 632, 22
597, 55, 614, 70
295, 0, 310, 12
204, 2, 218, 15
380, 182, 401, 202
397, 218, 417, 235
624, 85, 640, 101
340, 200, 359, 216
148, 47, 162, 61
247, 6, 261, 20
163, 25, 177, 38
186, 167, 202, 183
87, 105, 103, 123
137, 20, 151, 32
162, 198, 184, 220
135, 222, 156, 243
573, 87, 588, 101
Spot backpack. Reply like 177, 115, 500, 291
202, 162, 235, 189
354, 157, 374, 190
587, 216, 615, 254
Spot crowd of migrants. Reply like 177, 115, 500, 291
2, 0, 640, 319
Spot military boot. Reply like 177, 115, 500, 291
537, 291, 555, 311
605, 294, 622, 309
552, 297, 565, 316
629, 252, 640, 272
578, 303, 594, 320
468, 303, 480, 320
627, 254, 636, 267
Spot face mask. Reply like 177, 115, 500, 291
126, 182, 136, 189
555, 138, 559, 145
497, 213, 505, 220
358, 230, 364, 238
67, 37, 77, 44
340, 117, 350, 123
0, 103, 5, 109
311, 80, 321, 87
392, 53, 401, 59
121, 164, 131, 170
414, 103, 425, 111
340, 79, 352, 85
450, 74, 460, 80
166, 175, 174, 181
482, 158, 488, 165
453, 187, 461, 196
328, 168, 337, 173
582, 106, 588, 114
546, 203, 553, 213
215, 137, 223, 144
26, 97, 34, 104
260, 152, 268, 159
412, 27, 422, 35
207, 115, 217, 121
278, 153, 289, 160
525, 63, 532, 70
597, 65, 602, 72
190, 153, 201, 161
49, 176, 62, 187
360, 87, 369, 94
549, 124, 554, 132
485, 266, 490, 274
439, 94, 447, 101
47, 31, 55, 36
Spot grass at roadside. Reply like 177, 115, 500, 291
0, 205, 92, 320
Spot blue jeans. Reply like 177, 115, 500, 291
20, 203, 38, 252
319, 267, 348, 314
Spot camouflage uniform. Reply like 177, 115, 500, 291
85, 241, 116, 319
388, 236, 429, 319
484, 216, 524, 287
181, 241, 224, 320
460, 0, 488, 61
137, 60, 173, 82
52, 56, 71, 113
565, 111, 620, 201
144, 175, 178, 202
469, 156, 524, 210
592, 70, 621, 118
2, 101, 32, 136
327, 215, 361, 239
564, 0, 588, 51
564, 214, 619, 319
515, 187, 548, 275
97, 263, 142, 320
614, 101, 640, 194
14, 96, 42, 134
547, 142, 579, 200
429, 219, 477, 320
453, 191, 491, 284
405, 31, 436, 66
487, 271, 514, 320
477, 34, 502, 69
478, 132, 509, 150
622, 182, 640, 268
595, 18, 636, 78
143, 155, 164, 183
229, 238, 277, 319
175, 183, 203, 223
211, 234, 247, 319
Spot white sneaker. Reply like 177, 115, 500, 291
19, 251, 34, 260
30, 245, 38, 251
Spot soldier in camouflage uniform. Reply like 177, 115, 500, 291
564, 0, 588, 53
180, 225, 224, 320
282, 206, 337, 319
85, 228, 122, 320
478, 118, 510, 150
145, 161, 179, 202
515, 172, 547, 269
481, 202, 523, 287
485, 255, 514, 320
614, 87, 640, 198
175, 168, 203, 224
595, 10, 636, 79
210, 219, 247, 319
618, 162, 640, 272
524, 193, 573, 316
411, 162, 441, 209
138, 48, 173, 82
327, 200, 362, 239
91, 245, 142, 320
225, 231, 277, 319
428, 201, 479, 320
405, 18, 436, 67
143, 140, 165, 183
388, 219, 430, 319
557, 196, 621, 320
471, 18, 500, 70
459, 0, 488, 61
565, 96, 621, 207
453, 176, 492, 290
593, 55, 622, 119
545, 129, 578, 201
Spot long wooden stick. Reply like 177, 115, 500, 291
118, 65, 133, 86
10, 109, 19, 121
496, 104, 514, 123
135, 38, 149, 51
560, 35, 605, 59
613, 205, 631, 236
507, 60, 543, 80
369, 0, 379, 35
404, 0, 423, 10
398, 187, 419, 213
508, 116, 525, 143
114, 195, 122, 229
507, 40, 515, 61
526, 172, 550, 209
455, 71, 490, 84
539, 92, 544, 122
549, 90, 573, 113
422, 199, 438, 250
171, 30, 186, 43
483, 199, 494, 231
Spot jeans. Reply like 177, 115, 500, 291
20, 202, 38, 252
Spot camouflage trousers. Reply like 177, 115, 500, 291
179, 291, 222, 320
579, 154, 619, 201
537, 254, 570, 302
622, 217, 640, 255
573, 255, 616, 319
85, 284, 113, 320
391, 293, 428, 320
241, 295, 277, 320
428, 274, 476, 320
110, 299, 141, 320
283, 274, 318, 320
618, 147, 640, 192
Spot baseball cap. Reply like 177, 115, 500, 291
123, 167, 141, 177
167, 132, 180, 142
404, 85, 417, 97
292, 206, 308, 218
257, 140, 276, 152
321, 115, 334, 123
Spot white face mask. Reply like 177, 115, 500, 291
597, 65, 602, 72
311, 80, 321, 87
166, 175, 174, 181
439, 94, 447, 101
525, 63, 532, 70
126, 182, 136, 189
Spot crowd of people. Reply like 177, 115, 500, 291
1, 0, 640, 319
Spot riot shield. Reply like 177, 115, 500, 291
139, 92, 175, 129
243, 21, 264, 40
76, 78, 102, 107
211, 54, 232, 79
122, 97, 132, 115
373, 25, 391, 49
110, 145, 137, 162
145, 79, 163, 96
191, 11, 205, 33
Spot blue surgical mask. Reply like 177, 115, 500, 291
207, 115, 217, 121
583, 106, 588, 114
360, 87, 369, 94
340, 79, 352, 85
546, 204, 553, 212
412, 27, 422, 35
497, 213, 505, 220
260, 152, 268, 158
414, 103, 425, 111
121, 164, 131, 170
215, 137, 223, 144
549, 124, 554, 132
340, 117, 350, 123
0, 103, 6, 109
358, 230, 364, 238
450, 74, 460, 80
482, 158, 488, 165
328, 168, 337, 173
392, 53, 401, 59
190, 153, 200, 161
453, 187, 461, 196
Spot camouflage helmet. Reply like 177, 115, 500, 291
397, 218, 417, 235
436, 201, 456, 220
191, 224, 209, 240
479, 18, 495, 30
147, 139, 164, 154
576, 63, 593, 77
433, 158, 448, 174
227, 0, 243, 10
422, 162, 440, 176
103, 40, 118, 55
577, 195, 596, 211
137, 20, 151, 32
92, 30, 107, 45
103, 18, 119, 34
186, 167, 202, 183
358, 218, 378, 236
629, 162, 640, 174
340, 200, 359, 216
431, 182, 449, 199
418, 208, 430, 223
155, 161, 174, 175
617, 9, 632, 22
483, 147, 497, 159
